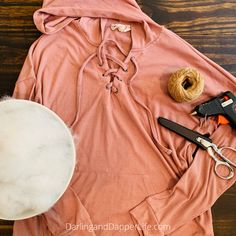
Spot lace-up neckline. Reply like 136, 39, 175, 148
70, 25, 140, 128
96, 39, 130, 93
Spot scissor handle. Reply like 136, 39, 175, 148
214, 160, 234, 180
217, 146, 236, 168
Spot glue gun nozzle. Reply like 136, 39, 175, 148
190, 111, 197, 116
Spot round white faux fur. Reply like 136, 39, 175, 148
0, 98, 76, 220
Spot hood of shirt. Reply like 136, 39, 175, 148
33, 0, 162, 49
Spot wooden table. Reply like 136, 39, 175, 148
0, 0, 235, 235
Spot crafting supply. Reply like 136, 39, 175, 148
191, 91, 236, 127
168, 67, 204, 103
158, 117, 236, 180
0, 98, 76, 220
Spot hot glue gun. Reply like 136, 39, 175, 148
191, 91, 236, 127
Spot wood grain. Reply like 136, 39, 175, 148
0, 0, 236, 235
138, 0, 236, 76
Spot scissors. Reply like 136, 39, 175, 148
158, 117, 236, 180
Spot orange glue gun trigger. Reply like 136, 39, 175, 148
218, 115, 230, 125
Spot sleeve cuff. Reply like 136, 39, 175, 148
129, 200, 165, 236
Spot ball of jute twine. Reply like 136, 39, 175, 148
168, 67, 204, 103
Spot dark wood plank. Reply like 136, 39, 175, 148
0, 1, 236, 236
0, 221, 13, 236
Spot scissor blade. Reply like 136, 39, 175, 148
158, 117, 211, 150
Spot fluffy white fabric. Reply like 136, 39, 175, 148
0, 98, 76, 220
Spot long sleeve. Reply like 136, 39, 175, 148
12, 42, 96, 236
129, 27, 236, 235
12, 39, 39, 100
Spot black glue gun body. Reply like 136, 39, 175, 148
192, 91, 236, 127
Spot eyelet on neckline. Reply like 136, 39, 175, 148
116, 77, 123, 82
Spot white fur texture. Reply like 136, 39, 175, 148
0, 99, 75, 220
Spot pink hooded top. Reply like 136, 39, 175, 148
12, 0, 236, 235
